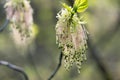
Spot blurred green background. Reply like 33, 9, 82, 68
0, 0, 120, 80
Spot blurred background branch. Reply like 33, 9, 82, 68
97, 11, 120, 45
0, 61, 29, 80
87, 36, 113, 80
0, 19, 9, 32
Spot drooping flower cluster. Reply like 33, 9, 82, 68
4, 0, 33, 45
55, 0, 88, 73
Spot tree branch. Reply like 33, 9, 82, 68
0, 60, 29, 80
48, 52, 63, 80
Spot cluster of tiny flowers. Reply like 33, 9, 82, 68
56, 8, 88, 73
4, 0, 33, 45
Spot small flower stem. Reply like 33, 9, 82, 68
0, 60, 29, 80
48, 52, 63, 80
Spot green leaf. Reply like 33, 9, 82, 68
77, 3, 88, 12
73, 0, 88, 13
61, 2, 72, 11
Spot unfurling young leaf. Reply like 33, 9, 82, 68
73, 0, 88, 13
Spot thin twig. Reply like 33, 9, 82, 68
0, 19, 9, 32
0, 60, 29, 80
48, 52, 63, 80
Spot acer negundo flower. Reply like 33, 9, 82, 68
55, 0, 88, 73
4, 0, 33, 45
